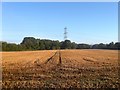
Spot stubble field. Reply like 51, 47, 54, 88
1, 49, 120, 88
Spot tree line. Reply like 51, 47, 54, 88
1, 37, 120, 51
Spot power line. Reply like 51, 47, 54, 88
64, 27, 68, 40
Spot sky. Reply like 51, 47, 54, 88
2, 2, 118, 44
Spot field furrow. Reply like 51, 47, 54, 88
1, 50, 120, 88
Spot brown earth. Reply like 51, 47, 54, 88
1, 49, 120, 88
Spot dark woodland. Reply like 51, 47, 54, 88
1, 37, 120, 51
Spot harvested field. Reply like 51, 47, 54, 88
1, 49, 120, 88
